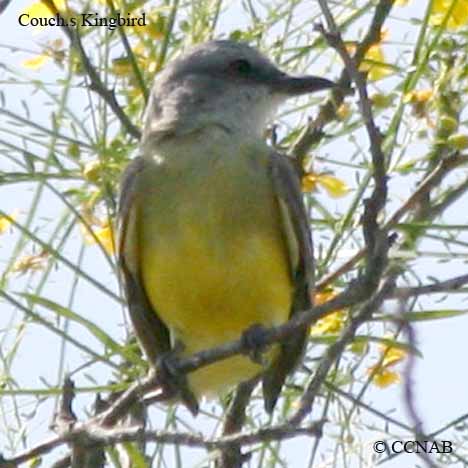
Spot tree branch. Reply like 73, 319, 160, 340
289, 273, 397, 425
219, 378, 258, 468
394, 273, 468, 298
1, 419, 325, 466
42, 0, 141, 140
317, 154, 468, 290
289, 0, 394, 162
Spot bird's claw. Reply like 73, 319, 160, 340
155, 350, 199, 416
241, 324, 269, 365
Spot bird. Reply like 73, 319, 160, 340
117, 40, 334, 414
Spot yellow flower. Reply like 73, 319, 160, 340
82, 160, 103, 182
128, 12, 165, 40
360, 44, 393, 81
310, 311, 345, 335
21, 0, 73, 29
403, 88, 434, 119
314, 289, 336, 305
22, 54, 50, 70
22, 0, 56, 19
0, 212, 17, 235
369, 367, 401, 388
112, 57, 133, 77
404, 89, 433, 104
430, 0, 468, 29
22, 39, 65, 70
394, 0, 410, 5
81, 220, 115, 255
379, 344, 407, 367
336, 103, 351, 121
302, 173, 319, 192
12, 251, 48, 275
94, 225, 115, 255
302, 172, 349, 198
347, 29, 392, 81
310, 289, 347, 335
368, 341, 407, 388
317, 174, 350, 198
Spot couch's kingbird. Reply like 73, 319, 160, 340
117, 40, 334, 414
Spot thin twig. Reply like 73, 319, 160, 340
400, 307, 440, 468
42, 0, 141, 139
106, 0, 149, 104
1, 420, 325, 467
317, 154, 468, 290
328, 382, 468, 466
156, 0, 180, 71
394, 273, 468, 298
0, 0, 13, 14
219, 378, 258, 468
288, 0, 394, 162
289, 273, 397, 425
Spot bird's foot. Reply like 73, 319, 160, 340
241, 324, 269, 365
155, 349, 199, 416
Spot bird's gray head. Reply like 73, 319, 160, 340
142, 40, 334, 143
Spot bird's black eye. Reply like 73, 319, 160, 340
229, 59, 252, 75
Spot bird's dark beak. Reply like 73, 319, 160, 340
270, 73, 336, 96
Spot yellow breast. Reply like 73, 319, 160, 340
138, 142, 293, 397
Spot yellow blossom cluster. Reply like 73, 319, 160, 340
20, 0, 164, 72
368, 342, 407, 388
310, 289, 347, 335
302, 172, 349, 198
80, 217, 115, 255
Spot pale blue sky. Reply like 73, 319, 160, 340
1, 1, 468, 466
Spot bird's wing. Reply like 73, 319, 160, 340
263, 151, 314, 413
117, 156, 171, 363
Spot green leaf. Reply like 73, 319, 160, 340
120, 443, 148, 468
310, 334, 422, 357
20, 293, 142, 365
373, 309, 468, 322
